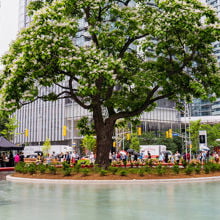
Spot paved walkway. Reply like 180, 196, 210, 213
6, 175, 220, 184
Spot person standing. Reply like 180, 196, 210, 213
0, 153, 3, 167
174, 151, 181, 164
206, 150, 210, 163
19, 152, 24, 162
147, 151, 151, 160
89, 152, 95, 164
8, 152, 14, 167
164, 152, 169, 163
14, 153, 20, 166
65, 152, 71, 164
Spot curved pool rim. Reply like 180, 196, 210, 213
6, 174, 220, 184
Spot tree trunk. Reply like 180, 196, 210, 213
95, 122, 114, 168
92, 103, 115, 168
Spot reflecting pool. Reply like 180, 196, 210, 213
1, 180, 220, 220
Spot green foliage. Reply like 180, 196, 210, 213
144, 165, 152, 174
129, 135, 140, 153
14, 162, 26, 173
203, 164, 210, 174
188, 121, 220, 152
185, 166, 193, 175
48, 165, 57, 175
77, 159, 90, 166
119, 170, 128, 176
63, 168, 72, 176
0, 113, 18, 141
100, 169, 108, 176
139, 131, 182, 154
81, 135, 96, 152
188, 120, 201, 152
148, 159, 154, 167
38, 164, 47, 174
108, 166, 118, 175
156, 164, 166, 176
42, 138, 51, 156
62, 161, 70, 170
27, 163, 37, 175
182, 160, 187, 168
137, 168, 145, 177
73, 163, 81, 173
195, 164, 202, 174
77, 117, 95, 136
81, 168, 89, 177
62, 161, 72, 176
172, 164, 179, 174
201, 123, 220, 148
206, 162, 217, 173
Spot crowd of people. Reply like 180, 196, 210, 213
1, 149, 219, 167
0, 151, 24, 167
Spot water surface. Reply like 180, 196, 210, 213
0, 181, 220, 220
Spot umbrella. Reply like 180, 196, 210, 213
34, 151, 43, 154
133, 151, 140, 156
119, 150, 127, 155
34, 151, 43, 155
127, 149, 134, 153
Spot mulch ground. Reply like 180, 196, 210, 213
12, 171, 220, 180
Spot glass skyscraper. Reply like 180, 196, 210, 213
190, 0, 220, 117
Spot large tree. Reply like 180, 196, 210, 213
0, 0, 220, 167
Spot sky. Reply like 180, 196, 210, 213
0, 0, 19, 60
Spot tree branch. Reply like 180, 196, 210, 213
84, 7, 99, 47
119, 33, 149, 58
68, 77, 91, 109
107, 85, 163, 122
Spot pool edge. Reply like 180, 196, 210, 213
6, 175, 220, 184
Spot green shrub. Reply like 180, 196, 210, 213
38, 164, 47, 174
63, 167, 72, 176
108, 167, 118, 175
182, 160, 187, 168
81, 168, 89, 176
119, 170, 127, 176
189, 162, 196, 167
144, 165, 152, 174
209, 163, 217, 172
127, 168, 138, 174
195, 164, 202, 174
77, 159, 90, 165
138, 168, 145, 177
156, 164, 165, 176
48, 165, 57, 175
204, 164, 210, 174
172, 164, 179, 174
27, 163, 37, 175
148, 159, 154, 167
22, 166, 28, 174
185, 166, 193, 175
92, 164, 101, 173
100, 169, 108, 176
73, 163, 81, 173
15, 162, 26, 173
62, 161, 70, 170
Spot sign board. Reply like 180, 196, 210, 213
172, 133, 179, 136
199, 130, 207, 150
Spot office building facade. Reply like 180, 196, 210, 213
190, 0, 220, 117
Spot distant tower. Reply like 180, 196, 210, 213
205, 0, 220, 66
